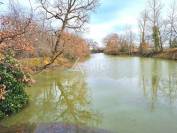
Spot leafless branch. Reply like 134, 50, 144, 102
37, 0, 99, 70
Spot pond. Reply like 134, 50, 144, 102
1, 53, 177, 133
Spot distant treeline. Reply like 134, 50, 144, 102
103, 0, 177, 58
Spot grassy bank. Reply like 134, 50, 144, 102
104, 48, 177, 60
19, 57, 74, 73
12, 48, 177, 74
19, 55, 91, 73
152, 48, 177, 60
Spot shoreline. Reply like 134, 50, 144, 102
102, 48, 177, 61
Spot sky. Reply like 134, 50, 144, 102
0, 0, 172, 45
86, 0, 146, 45
85, 0, 171, 45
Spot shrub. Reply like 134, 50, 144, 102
0, 51, 31, 120
0, 110, 4, 119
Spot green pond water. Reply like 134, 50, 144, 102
1, 53, 177, 133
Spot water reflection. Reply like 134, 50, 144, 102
140, 58, 177, 111
159, 74, 177, 104
1, 54, 177, 133
53, 77, 100, 125
1, 70, 101, 128
0, 123, 36, 133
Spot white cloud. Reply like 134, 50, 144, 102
84, 0, 172, 45
84, 0, 145, 45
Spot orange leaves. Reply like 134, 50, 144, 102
0, 31, 16, 39
104, 34, 120, 54
0, 16, 34, 52
61, 32, 90, 59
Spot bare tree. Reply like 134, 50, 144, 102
167, 0, 177, 48
86, 39, 98, 50
104, 33, 120, 54
147, 0, 163, 51
38, 0, 99, 69
104, 32, 135, 55
124, 26, 135, 55
138, 9, 148, 53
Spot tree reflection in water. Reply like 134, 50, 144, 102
140, 59, 177, 111
159, 73, 177, 104
0, 71, 101, 130
37, 71, 101, 127
56, 78, 100, 125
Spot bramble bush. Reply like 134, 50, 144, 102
0, 52, 32, 120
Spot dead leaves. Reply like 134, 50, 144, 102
0, 84, 7, 101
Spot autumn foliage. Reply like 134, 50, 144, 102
0, 15, 34, 53
61, 32, 90, 60
0, 9, 90, 67
104, 33, 137, 55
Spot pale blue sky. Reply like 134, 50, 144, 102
87, 0, 171, 44
87, 0, 146, 44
